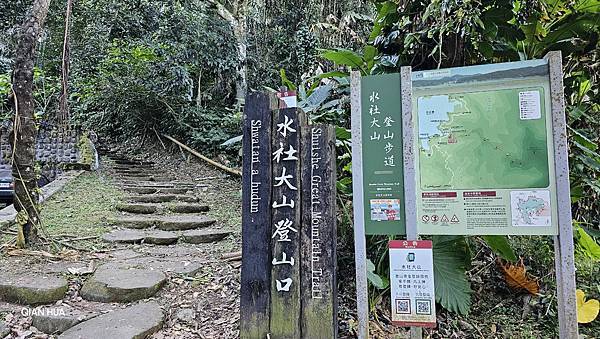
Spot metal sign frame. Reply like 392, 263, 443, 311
350, 52, 578, 338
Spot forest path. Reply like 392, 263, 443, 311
0, 143, 243, 338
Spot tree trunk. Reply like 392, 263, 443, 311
196, 69, 202, 107
11, 0, 51, 246
59, 0, 72, 122
233, 17, 247, 103
208, 0, 247, 103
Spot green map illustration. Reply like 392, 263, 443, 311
417, 88, 549, 190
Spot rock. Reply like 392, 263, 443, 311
108, 216, 155, 229
126, 194, 177, 203
180, 229, 231, 244
116, 203, 157, 214
114, 159, 154, 166
175, 308, 196, 324
59, 302, 164, 339
0, 321, 8, 337
172, 195, 200, 203
32, 307, 96, 334
143, 231, 178, 245
167, 203, 209, 214
80, 266, 166, 303
125, 187, 190, 195
157, 215, 216, 231
124, 187, 157, 194
102, 229, 146, 244
0, 274, 68, 305
106, 257, 202, 275
119, 175, 153, 182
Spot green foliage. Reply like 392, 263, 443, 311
433, 236, 472, 315
576, 226, 600, 261
366, 258, 388, 289
292, 0, 600, 319
172, 106, 241, 155
482, 235, 518, 262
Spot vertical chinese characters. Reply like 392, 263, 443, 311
272, 114, 299, 292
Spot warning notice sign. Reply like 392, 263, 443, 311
389, 240, 436, 328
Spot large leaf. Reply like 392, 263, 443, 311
320, 49, 366, 75
221, 135, 242, 146
301, 84, 332, 113
499, 260, 540, 295
577, 289, 600, 324
433, 236, 472, 315
577, 227, 600, 260
335, 127, 351, 141
279, 68, 296, 91
482, 235, 517, 262
366, 259, 388, 289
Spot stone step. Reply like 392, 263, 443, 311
126, 194, 199, 204
117, 175, 154, 182
107, 215, 155, 229
32, 305, 102, 335
114, 159, 154, 166
0, 322, 8, 337
124, 186, 191, 195
116, 203, 158, 214
80, 266, 166, 303
116, 203, 209, 214
102, 229, 145, 243
59, 302, 164, 339
167, 203, 210, 214
112, 164, 154, 171
0, 274, 68, 305
144, 230, 179, 245
102, 229, 179, 245
104, 257, 203, 275
107, 215, 216, 231
121, 181, 196, 188
157, 215, 216, 231
180, 229, 232, 244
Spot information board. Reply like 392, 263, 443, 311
389, 240, 436, 328
359, 73, 406, 235
412, 59, 559, 235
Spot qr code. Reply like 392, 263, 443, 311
395, 299, 410, 314
416, 299, 431, 315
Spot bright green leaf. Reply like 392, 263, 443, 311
577, 227, 600, 260
482, 235, 517, 262
366, 259, 387, 289
433, 236, 472, 315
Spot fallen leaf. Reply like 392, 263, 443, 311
499, 258, 539, 295
577, 289, 599, 324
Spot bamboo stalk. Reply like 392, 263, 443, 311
162, 134, 242, 177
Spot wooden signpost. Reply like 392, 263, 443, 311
240, 92, 273, 339
300, 124, 337, 338
241, 93, 338, 338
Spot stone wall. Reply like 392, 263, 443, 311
0, 123, 90, 186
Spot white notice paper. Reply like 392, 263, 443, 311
390, 240, 436, 328
519, 90, 541, 120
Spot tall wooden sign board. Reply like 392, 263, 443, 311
241, 93, 338, 339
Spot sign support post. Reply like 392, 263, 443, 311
399, 66, 423, 339
546, 51, 578, 338
350, 71, 370, 339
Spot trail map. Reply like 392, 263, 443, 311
417, 88, 549, 190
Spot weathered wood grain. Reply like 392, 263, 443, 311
269, 108, 305, 339
300, 124, 338, 338
240, 92, 272, 339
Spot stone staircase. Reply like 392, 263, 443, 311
0, 150, 236, 338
